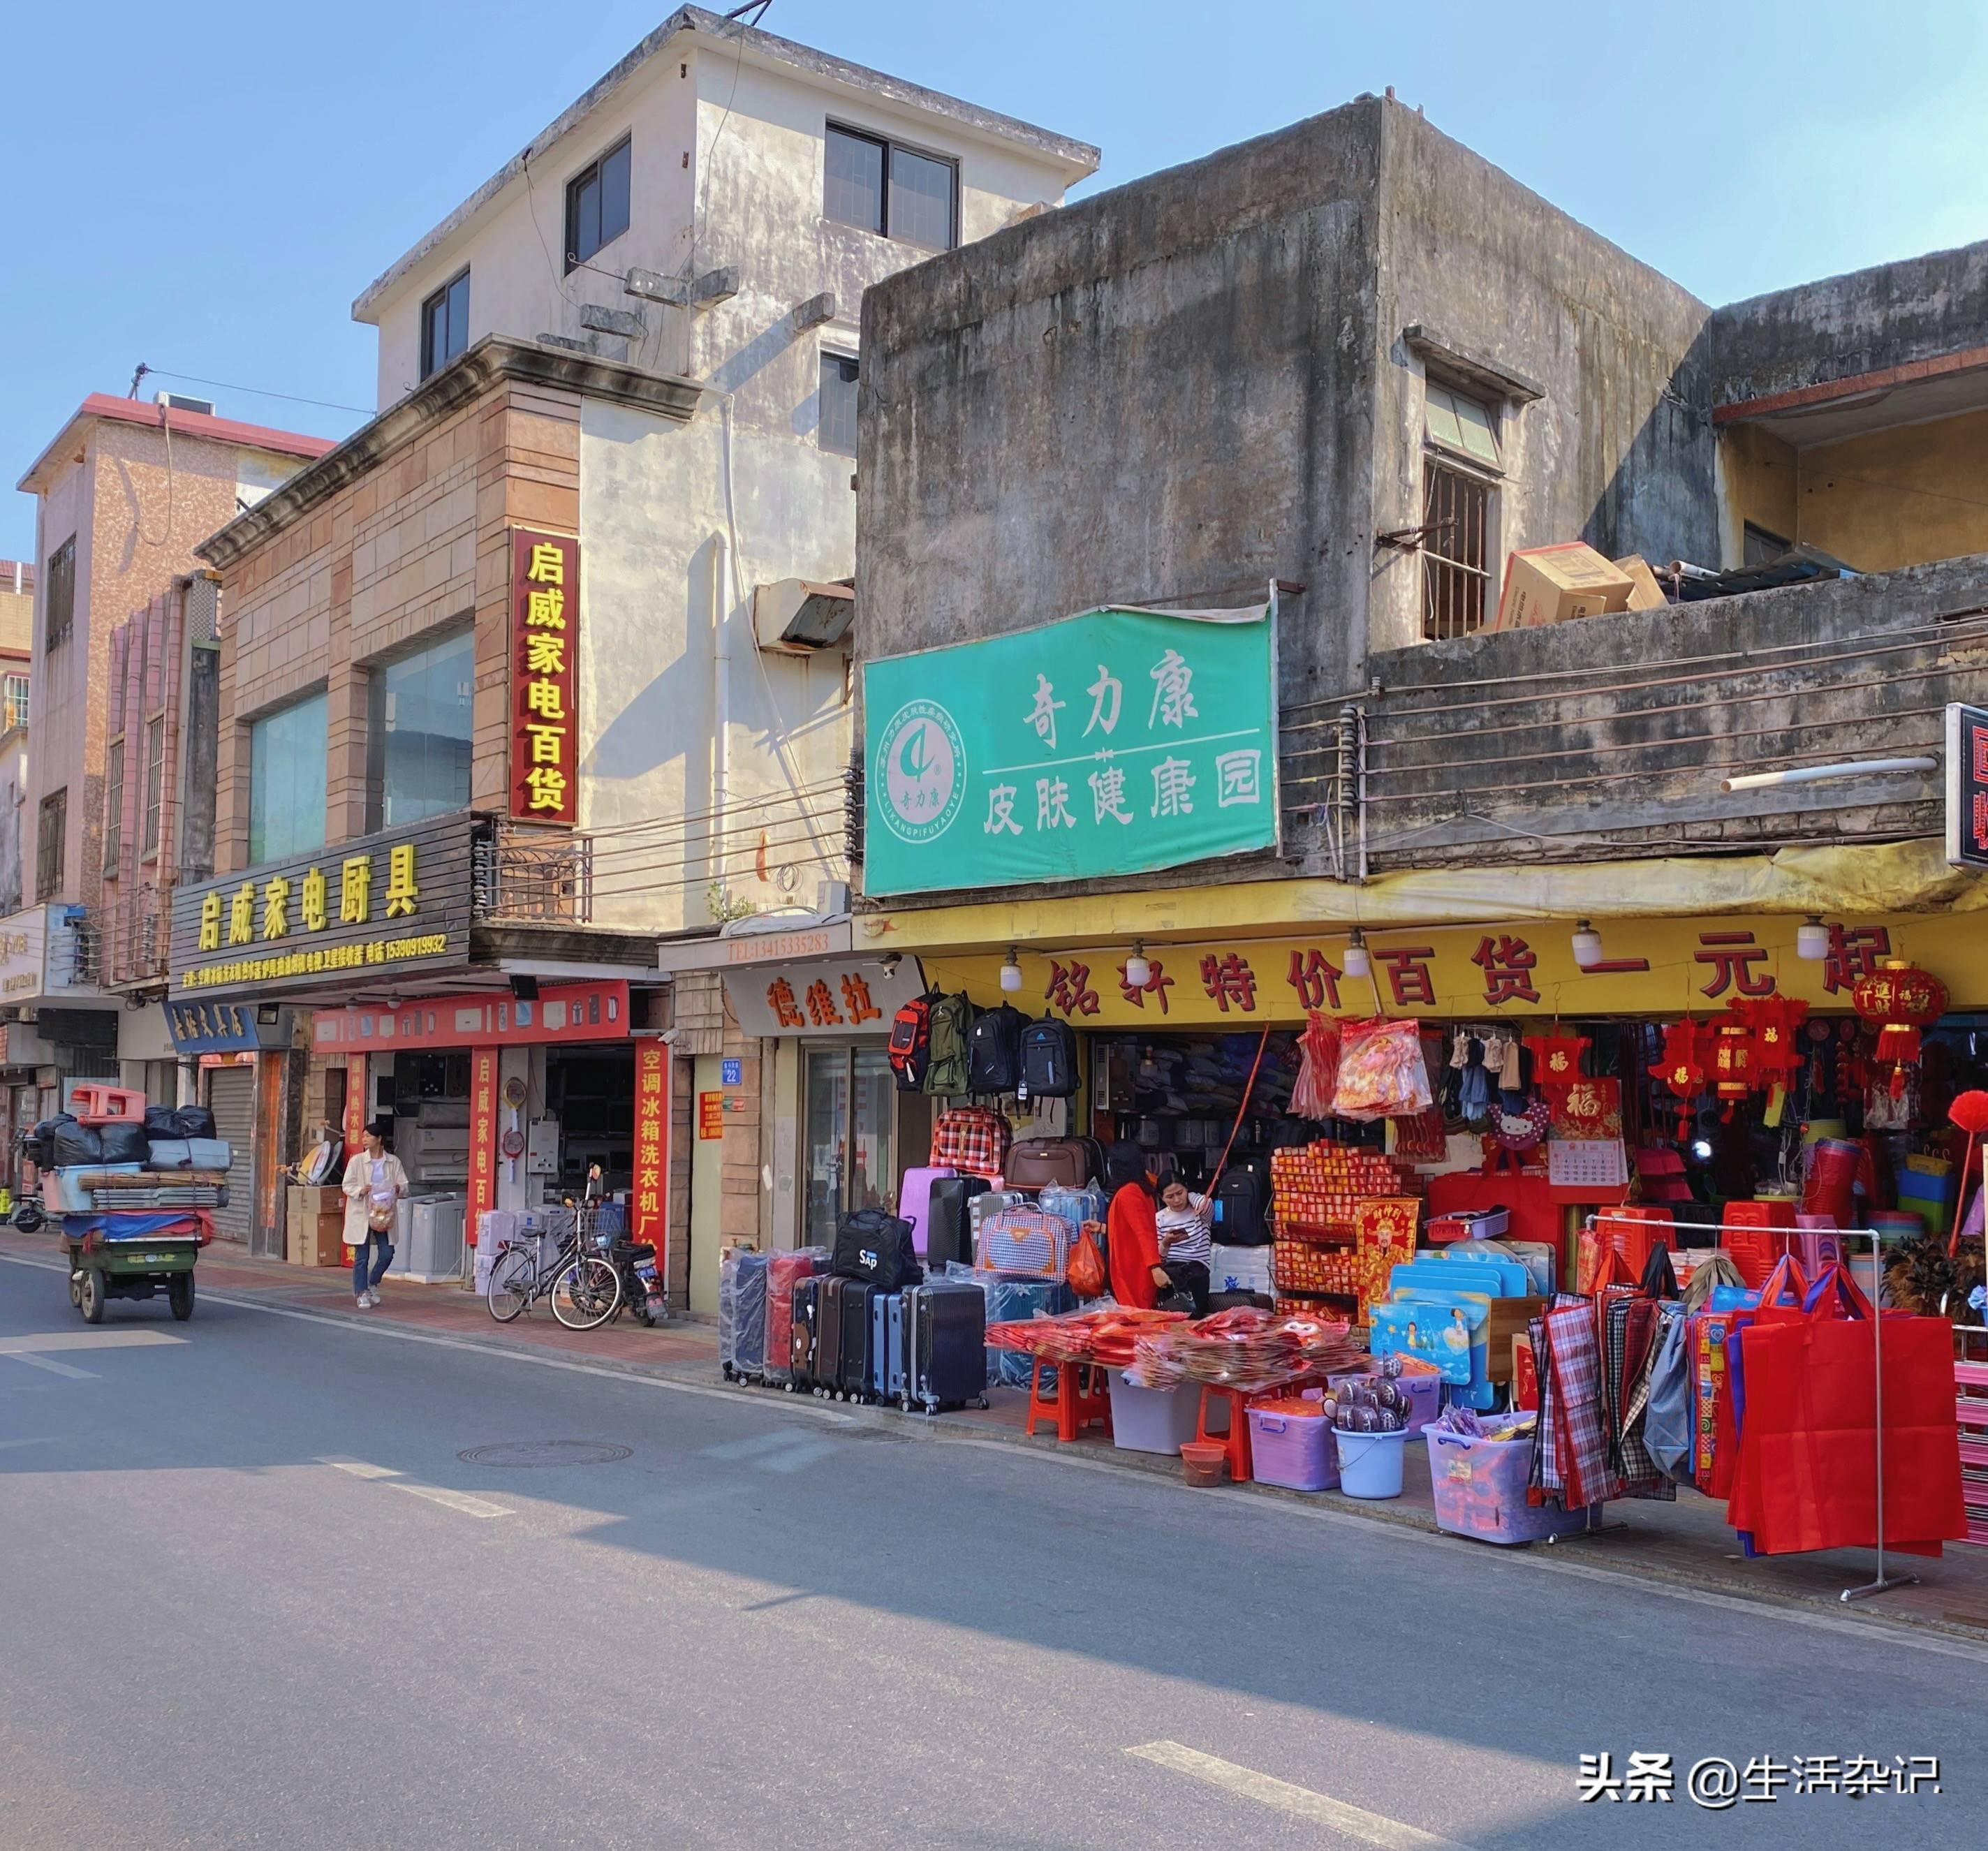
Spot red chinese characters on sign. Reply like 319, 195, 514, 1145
1200, 952, 1257, 1013
1119, 957, 1175, 1013
1045, 960, 1100, 1017
1471, 934, 1540, 1006
1286, 948, 1343, 1010
1823, 924, 1890, 996
840, 973, 882, 1024
510, 529, 580, 825
803, 980, 843, 1027
1695, 930, 1776, 999
633, 1041, 670, 1270
1374, 947, 1437, 1008
765, 978, 806, 1028
467, 1046, 499, 1239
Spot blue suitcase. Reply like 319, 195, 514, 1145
888, 1293, 908, 1401
869, 1290, 904, 1402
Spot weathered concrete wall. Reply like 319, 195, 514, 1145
1367, 106, 1716, 649
860, 100, 1388, 711
1710, 238, 1988, 406
1336, 554, 1988, 872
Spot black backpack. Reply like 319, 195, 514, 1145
966, 1004, 1027, 1095
832, 1208, 924, 1292
1019, 1016, 1078, 1099
1211, 1167, 1271, 1246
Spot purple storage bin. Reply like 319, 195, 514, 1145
1246, 1402, 1339, 1492
1426, 1428, 1598, 1544
896, 1165, 957, 1258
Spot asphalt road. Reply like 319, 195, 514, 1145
0, 1251, 1978, 1851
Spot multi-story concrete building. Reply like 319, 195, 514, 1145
845, 94, 1988, 1271
174, 6, 1094, 1295
10, 396, 330, 1142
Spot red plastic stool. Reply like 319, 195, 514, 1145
1195, 1385, 1253, 1483
1024, 1357, 1112, 1442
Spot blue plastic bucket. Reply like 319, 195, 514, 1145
1334, 1426, 1406, 1499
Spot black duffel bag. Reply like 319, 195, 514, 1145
172, 1105, 218, 1140
47, 1117, 104, 1168
98, 1122, 147, 1165
831, 1207, 923, 1292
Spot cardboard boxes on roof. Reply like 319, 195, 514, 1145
1493, 543, 1671, 630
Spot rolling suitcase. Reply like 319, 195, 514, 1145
788, 1278, 822, 1392
904, 1279, 989, 1414
869, 1290, 900, 1401
837, 1279, 880, 1402
815, 1276, 850, 1399
896, 1165, 957, 1257
887, 1293, 908, 1401
928, 1174, 990, 1270
734, 1251, 769, 1380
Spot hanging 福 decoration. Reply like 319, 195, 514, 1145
1649, 1019, 1714, 1138
1852, 963, 1949, 1099
1524, 1030, 1591, 1107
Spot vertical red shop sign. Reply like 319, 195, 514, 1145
344, 1056, 367, 1155
633, 1041, 670, 1273
467, 1047, 499, 1239
510, 529, 580, 825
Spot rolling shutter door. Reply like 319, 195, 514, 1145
205, 1066, 255, 1244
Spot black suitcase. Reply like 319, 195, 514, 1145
788, 1278, 822, 1392
904, 1280, 988, 1414
926, 1175, 989, 1270
836, 1279, 881, 1401
815, 1277, 850, 1399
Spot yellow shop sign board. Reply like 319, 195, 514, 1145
922, 911, 1988, 1027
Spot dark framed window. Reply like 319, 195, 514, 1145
565, 138, 631, 270
103, 739, 124, 871
823, 123, 955, 249
419, 269, 471, 381
365, 628, 474, 833
45, 535, 75, 649
36, 788, 65, 902
1421, 460, 1492, 642
819, 353, 860, 458
1743, 521, 1790, 566
142, 713, 165, 855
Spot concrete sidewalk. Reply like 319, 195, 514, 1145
11, 1225, 1988, 1642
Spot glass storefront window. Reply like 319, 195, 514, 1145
248, 691, 327, 864
369, 629, 473, 832
803, 1045, 897, 1246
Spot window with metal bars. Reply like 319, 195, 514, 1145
1420, 459, 1492, 641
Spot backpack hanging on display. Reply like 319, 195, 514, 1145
921, 993, 975, 1098
966, 1003, 1028, 1096
888, 992, 937, 1093
1019, 1015, 1079, 1099
1211, 1167, 1270, 1246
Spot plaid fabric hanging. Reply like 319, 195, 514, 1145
1606, 1296, 1676, 1501
1543, 1298, 1624, 1509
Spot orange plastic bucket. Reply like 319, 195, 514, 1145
1179, 1440, 1228, 1487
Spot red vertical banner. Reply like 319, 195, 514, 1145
510, 529, 580, 825
633, 1040, 670, 1277
468, 1047, 499, 1242
344, 1056, 366, 1155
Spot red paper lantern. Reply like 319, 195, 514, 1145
1852, 962, 1949, 1097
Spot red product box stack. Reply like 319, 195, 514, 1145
1270, 1141, 1415, 1234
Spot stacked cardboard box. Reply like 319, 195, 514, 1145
287, 1185, 346, 1267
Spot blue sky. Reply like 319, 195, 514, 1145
7, 0, 1988, 561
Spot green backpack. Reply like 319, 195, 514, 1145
921, 992, 975, 1097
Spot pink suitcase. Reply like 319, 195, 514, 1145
897, 1166, 957, 1258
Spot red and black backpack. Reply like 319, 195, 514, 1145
888, 993, 935, 1091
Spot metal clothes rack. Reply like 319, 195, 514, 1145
1840, 1226, 1916, 1603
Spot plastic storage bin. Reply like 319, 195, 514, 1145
1246, 1400, 1339, 1491
1425, 1427, 1597, 1544
1107, 1372, 1203, 1455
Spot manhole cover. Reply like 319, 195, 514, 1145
458, 1441, 633, 1468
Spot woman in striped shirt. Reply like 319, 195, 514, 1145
1153, 1172, 1213, 1314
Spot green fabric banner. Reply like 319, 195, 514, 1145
862, 605, 1279, 899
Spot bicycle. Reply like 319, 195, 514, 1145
485, 1214, 621, 1331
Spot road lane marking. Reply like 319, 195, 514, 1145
322, 1459, 401, 1480
5, 1352, 96, 1378
390, 1482, 512, 1519
0, 1331, 186, 1355
0, 1436, 57, 1451
698, 1431, 809, 1463
755, 1437, 839, 1473
1126, 1742, 1470, 1850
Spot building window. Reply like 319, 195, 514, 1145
6, 672, 31, 732
823, 123, 956, 249
248, 691, 327, 865
36, 788, 65, 902
1743, 521, 1790, 566
419, 269, 471, 381
103, 739, 124, 871
819, 353, 860, 457
45, 536, 75, 649
366, 628, 473, 834
1424, 383, 1501, 469
1421, 462, 1492, 641
142, 713, 165, 855
565, 137, 631, 270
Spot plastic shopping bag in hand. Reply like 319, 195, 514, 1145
1330, 1018, 1434, 1122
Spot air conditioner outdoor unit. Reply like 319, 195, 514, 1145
155, 391, 216, 416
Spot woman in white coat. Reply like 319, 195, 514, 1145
343, 1119, 408, 1309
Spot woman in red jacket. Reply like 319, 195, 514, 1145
1105, 1143, 1164, 1310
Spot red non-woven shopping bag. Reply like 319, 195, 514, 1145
1728, 1302, 1962, 1556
